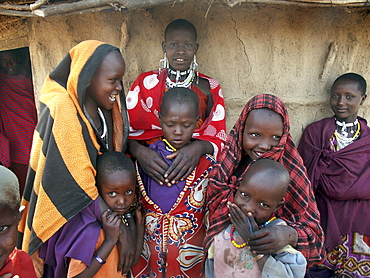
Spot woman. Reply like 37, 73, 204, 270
298, 73, 370, 277
205, 94, 325, 269
18, 40, 133, 277
126, 19, 226, 187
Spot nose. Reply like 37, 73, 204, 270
338, 96, 345, 105
174, 126, 182, 135
116, 81, 123, 91
117, 196, 125, 205
258, 138, 270, 151
242, 202, 256, 215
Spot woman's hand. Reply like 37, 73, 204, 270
228, 202, 259, 242
164, 140, 213, 186
101, 210, 120, 244
117, 220, 135, 274
248, 224, 298, 254
128, 140, 168, 185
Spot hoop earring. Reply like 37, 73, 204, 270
159, 52, 169, 72
190, 55, 199, 84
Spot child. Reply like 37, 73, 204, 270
298, 73, 370, 277
18, 40, 132, 277
66, 151, 144, 277
0, 166, 36, 278
127, 18, 226, 188
205, 94, 324, 270
131, 87, 216, 277
206, 159, 307, 278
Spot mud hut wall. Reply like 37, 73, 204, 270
22, 2, 370, 142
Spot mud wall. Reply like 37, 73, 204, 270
1, 1, 369, 142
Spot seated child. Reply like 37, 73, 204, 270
66, 152, 144, 278
132, 87, 216, 277
206, 158, 307, 278
0, 166, 37, 278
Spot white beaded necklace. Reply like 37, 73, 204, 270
166, 69, 195, 89
97, 108, 108, 149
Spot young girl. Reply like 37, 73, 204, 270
206, 159, 307, 278
205, 94, 325, 270
298, 73, 370, 277
127, 18, 226, 187
132, 88, 216, 277
18, 40, 133, 276
66, 152, 144, 277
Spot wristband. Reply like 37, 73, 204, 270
94, 252, 106, 264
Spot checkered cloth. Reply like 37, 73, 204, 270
205, 94, 325, 268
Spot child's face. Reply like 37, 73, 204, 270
98, 170, 136, 215
160, 102, 199, 149
0, 204, 21, 269
162, 28, 198, 72
234, 176, 283, 226
243, 109, 283, 161
330, 79, 366, 123
85, 51, 125, 112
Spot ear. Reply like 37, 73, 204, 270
162, 41, 166, 53
195, 43, 199, 53
360, 94, 367, 105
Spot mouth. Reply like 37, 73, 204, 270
173, 58, 187, 63
253, 151, 264, 158
114, 208, 128, 214
109, 94, 117, 102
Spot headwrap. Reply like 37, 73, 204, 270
205, 94, 325, 267
19, 40, 129, 259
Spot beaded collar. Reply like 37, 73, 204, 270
97, 108, 108, 150
166, 69, 195, 89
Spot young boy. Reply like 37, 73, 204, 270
0, 166, 36, 278
206, 158, 307, 278
132, 87, 216, 277
66, 151, 144, 277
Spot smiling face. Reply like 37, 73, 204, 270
160, 102, 199, 149
234, 172, 285, 225
162, 27, 198, 72
98, 170, 136, 215
243, 109, 284, 161
0, 204, 21, 269
330, 79, 366, 123
84, 50, 125, 112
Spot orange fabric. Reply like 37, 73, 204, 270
68, 230, 126, 278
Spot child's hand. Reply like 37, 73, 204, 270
102, 210, 121, 244
228, 201, 258, 242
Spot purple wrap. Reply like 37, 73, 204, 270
138, 140, 186, 213
39, 199, 101, 277
298, 116, 370, 250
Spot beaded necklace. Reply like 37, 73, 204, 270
97, 108, 108, 149
166, 69, 195, 89
333, 118, 360, 150
230, 216, 277, 249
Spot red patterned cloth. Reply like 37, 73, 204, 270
205, 94, 325, 268
132, 142, 215, 278
0, 70, 37, 165
0, 248, 37, 278
126, 70, 227, 158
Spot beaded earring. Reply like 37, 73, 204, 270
159, 52, 169, 72
190, 55, 199, 84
